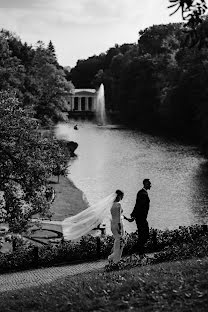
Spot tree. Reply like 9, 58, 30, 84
47, 40, 57, 61
118, 54, 159, 128
168, 0, 208, 48
0, 31, 25, 93
0, 91, 71, 235
70, 54, 105, 88
29, 41, 72, 124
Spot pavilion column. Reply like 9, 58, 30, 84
71, 97, 74, 110
85, 97, 89, 111
93, 97, 97, 111
78, 97, 81, 111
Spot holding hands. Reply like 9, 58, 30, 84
123, 215, 135, 222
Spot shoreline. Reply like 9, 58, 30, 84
0, 175, 89, 251
18, 175, 90, 247
40, 127, 88, 220
48, 175, 89, 221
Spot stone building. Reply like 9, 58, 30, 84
68, 89, 97, 114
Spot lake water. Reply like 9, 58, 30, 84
55, 121, 208, 233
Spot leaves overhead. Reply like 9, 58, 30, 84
168, 0, 208, 48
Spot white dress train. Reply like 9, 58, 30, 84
62, 193, 116, 241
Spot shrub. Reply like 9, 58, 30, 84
152, 235, 208, 264
0, 224, 207, 274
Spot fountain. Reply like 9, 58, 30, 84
95, 84, 124, 129
96, 83, 107, 126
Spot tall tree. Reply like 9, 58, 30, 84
0, 32, 25, 93
47, 40, 57, 62
0, 91, 71, 234
29, 41, 72, 124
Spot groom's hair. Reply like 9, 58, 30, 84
143, 179, 150, 185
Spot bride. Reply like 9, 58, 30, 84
62, 190, 124, 242
108, 190, 125, 265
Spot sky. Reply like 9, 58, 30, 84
0, 0, 182, 67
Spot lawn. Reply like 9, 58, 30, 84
0, 174, 89, 251
0, 257, 207, 311
48, 174, 89, 221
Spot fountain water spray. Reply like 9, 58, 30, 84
96, 83, 107, 125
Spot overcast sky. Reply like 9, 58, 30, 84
0, 0, 182, 67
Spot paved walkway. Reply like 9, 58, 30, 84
0, 253, 156, 293
0, 259, 108, 293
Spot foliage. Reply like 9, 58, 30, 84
0, 91, 71, 234
47, 40, 57, 61
153, 235, 208, 263
0, 30, 72, 125
69, 16, 208, 151
30, 41, 71, 124
168, 0, 208, 48
68, 54, 106, 88
0, 224, 207, 274
0, 31, 25, 93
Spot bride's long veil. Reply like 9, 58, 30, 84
62, 193, 116, 241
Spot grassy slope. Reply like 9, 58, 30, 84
0, 257, 207, 312
24, 175, 89, 245
48, 175, 89, 221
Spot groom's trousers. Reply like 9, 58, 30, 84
135, 219, 149, 256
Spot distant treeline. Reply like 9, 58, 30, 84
69, 20, 208, 155
0, 29, 73, 126
1, 21, 208, 154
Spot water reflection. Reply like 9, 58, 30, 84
55, 121, 208, 231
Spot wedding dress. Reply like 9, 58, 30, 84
62, 193, 116, 241
108, 202, 125, 264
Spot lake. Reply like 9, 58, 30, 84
55, 121, 208, 233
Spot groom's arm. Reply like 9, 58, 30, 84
123, 215, 135, 222
131, 192, 140, 218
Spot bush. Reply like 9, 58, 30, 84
0, 224, 207, 274
0, 246, 37, 273
152, 235, 208, 264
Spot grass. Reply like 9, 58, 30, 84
0, 257, 208, 311
1, 174, 89, 250
48, 175, 89, 221
28, 174, 89, 245
40, 127, 89, 220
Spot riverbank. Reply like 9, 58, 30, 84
39, 127, 88, 220
19, 175, 89, 246
48, 175, 89, 221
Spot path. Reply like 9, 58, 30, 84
0, 260, 108, 293
0, 253, 155, 293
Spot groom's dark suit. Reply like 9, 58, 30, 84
131, 188, 150, 256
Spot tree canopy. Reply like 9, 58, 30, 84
0, 30, 73, 125
0, 91, 71, 234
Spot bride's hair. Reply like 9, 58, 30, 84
115, 189, 124, 201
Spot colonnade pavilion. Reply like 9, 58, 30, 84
68, 88, 97, 113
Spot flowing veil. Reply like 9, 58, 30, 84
62, 193, 116, 241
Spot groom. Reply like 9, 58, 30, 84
126, 179, 151, 258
